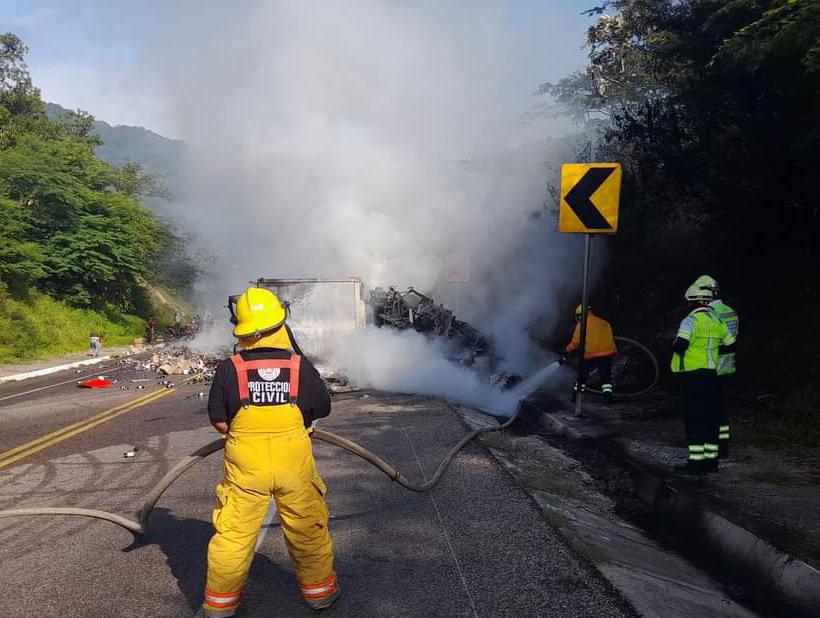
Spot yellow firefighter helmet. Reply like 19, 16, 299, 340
232, 287, 287, 338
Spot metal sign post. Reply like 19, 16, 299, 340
575, 234, 593, 416
559, 162, 622, 416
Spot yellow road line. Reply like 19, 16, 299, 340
0, 388, 163, 460
0, 388, 173, 470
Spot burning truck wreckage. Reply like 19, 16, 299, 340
243, 278, 523, 391
109, 279, 522, 398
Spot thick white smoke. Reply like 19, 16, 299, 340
334, 328, 520, 414
149, 1, 589, 401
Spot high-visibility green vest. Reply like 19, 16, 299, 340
709, 299, 739, 376
671, 307, 730, 373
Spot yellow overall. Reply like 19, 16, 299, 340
203, 354, 336, 615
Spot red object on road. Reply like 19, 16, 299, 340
77, 378, 113, 388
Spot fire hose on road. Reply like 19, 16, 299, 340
0, 405, 523, 536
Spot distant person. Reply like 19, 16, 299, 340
202, 287, 337, 616
174, 311, 182, 327
692, 275, 739, 458
89, 331, 102, 357
145, 316, 156, 344
671, 282, 735, 474
560, 305, 618, 404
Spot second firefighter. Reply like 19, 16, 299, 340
561, 305, 618, 403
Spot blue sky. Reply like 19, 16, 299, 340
3, 1, 597, 137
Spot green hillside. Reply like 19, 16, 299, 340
0, 33, 194, 362
44, 101, 185, 182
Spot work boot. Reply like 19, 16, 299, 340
703, 459, 719, 474
603, 391, 613, 405
673, 460, 705, 475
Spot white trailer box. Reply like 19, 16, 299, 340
253, 278, 366, 363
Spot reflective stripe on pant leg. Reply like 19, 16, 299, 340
204, 588, 243, 610
719, 424, 730, 441
688, 445, 705, 461
301, 572, 339, 600
703, 443, 719, 460
601, 384, 613, 393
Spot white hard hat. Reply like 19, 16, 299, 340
684, 283, 714, 302
692, 275, 719, 296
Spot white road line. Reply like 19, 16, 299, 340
402, 427, 479, 618
0, 355, 113, 383
0, 367, 126, 404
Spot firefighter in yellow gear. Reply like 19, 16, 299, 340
560, 305, 618, 403
202, 287, 338, 616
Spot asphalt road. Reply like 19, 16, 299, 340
0, 366, 635, 617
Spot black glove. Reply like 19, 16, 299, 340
557, 354, 567, 366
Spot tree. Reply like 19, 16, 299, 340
109, 162, 172, 200
55, 108, 102, 148
0, 34, 191, 312
0, 33, 40, 116
0, 134, 167, 309
0, 33, 52, 149
535, 0, 820, 368
539, 1, 819, 273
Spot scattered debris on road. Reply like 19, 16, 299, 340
117, 346, 219, 384
151, 347, 217, 381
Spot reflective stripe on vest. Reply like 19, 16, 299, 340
710, 300, 739, 337
230, 354, 301, 408
710, 300, 738, 375
671, 308, 727, 373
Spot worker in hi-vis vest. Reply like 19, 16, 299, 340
692, 275, 739, 458
560, 305, 618, 404
671, 283, 735, 474
202, 287, 338, 616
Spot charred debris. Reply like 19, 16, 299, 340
368, 287, 520, 389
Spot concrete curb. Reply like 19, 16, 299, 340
455, 405, 756, 617
530, 399, 820, 617
0, 356, 113, 384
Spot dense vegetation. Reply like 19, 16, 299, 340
0, 33, 193, 360
543, 1, 819, 445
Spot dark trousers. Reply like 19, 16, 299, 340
575, 356, 613, 390
717, 375, 730, 455
678, 369, 720, 463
